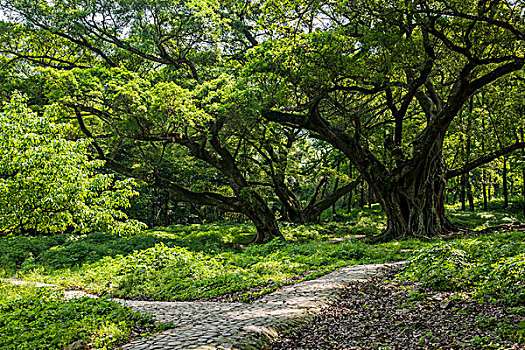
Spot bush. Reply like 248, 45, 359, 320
400, 237, 525, 305
400, 243, 471, 291
0, 235, 69, 274
0, 232, 183, 274
0, 93, 143, 236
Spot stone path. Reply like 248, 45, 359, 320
3, 262, 403, 350
120, 262, 403, 350
1, 278, 99, 300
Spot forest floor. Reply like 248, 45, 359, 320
1, 205, 525, 349
270, 267, 525, 350
4, 260, 523, 350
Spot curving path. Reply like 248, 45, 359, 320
119, 262, 403, 350
3, 262, 403, 350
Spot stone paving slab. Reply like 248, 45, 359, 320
119, 262, 403, 350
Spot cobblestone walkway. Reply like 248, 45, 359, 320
120, 262, 402, 350
3, 262, 402, 349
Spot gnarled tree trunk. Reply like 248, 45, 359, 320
239, 188, 283, 244
272, 173, 306, 223
370, 140, 455, 240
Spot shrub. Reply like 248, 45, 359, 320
0, 93, 143, 236
400, 243, 471, 291
400, 238, 525, 305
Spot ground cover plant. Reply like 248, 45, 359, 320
400, 231, 525, 305
270, 226, 525, 349
1, 209, 523, 303
0, 282, 168, 350
5, 226, 411, 301
0, 210, 399, 301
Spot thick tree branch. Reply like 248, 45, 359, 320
304, 177, 362, 216
74, 110, 106, 159
470, 59, 525, 93
446, 142, 525, 179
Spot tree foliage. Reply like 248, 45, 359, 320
0, 93, 143, 235
0, 0, 524, 240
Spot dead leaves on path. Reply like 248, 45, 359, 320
271, 271, 525, 350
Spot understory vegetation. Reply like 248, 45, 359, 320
1, 209, 524, 303
0, 209, 403, 301
400, 233, 525, 305
0, 283, 168, 350
0, 209, 524, 349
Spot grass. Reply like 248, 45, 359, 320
0, 282, 168, 350
9, 228, 416, 301
446, 198, 525, 230
0, 211, 406, 301
1, 207, 523, 303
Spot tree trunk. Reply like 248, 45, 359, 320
465, 99, 474, 212
460, 174, 467, 211
240, 188, 284, 244
503, 157, 509, 209
466, 173, 474, 212
272, 172, 359, 223
164, 191, 170, 226
347, 164, 354, 214
346, 190, 353, 214
482, 169, 488, 211
272, 175, 305, 223
360, 183, 365, 208
451, 185, 458, 206
481, 119, 487, 211
302, 178, 361, 222
368, 185, 373, 209
331, 164, 341, 218
488, 173, 492, 202
464, 115, 474, 211
374, 139, 455, 240
521, 127, 525, 217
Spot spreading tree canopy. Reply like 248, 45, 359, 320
0, 0, 524, 240
259, 0, 525, 239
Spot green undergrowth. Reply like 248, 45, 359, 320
0, 218, 411, 301
400, 231, 525, 305
0, 282, 168, 350
16, 236, 415, 301
1, 209, 523, 302
447, 199, 525, 230
398, 230, 525, 344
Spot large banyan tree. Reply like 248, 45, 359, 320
258, 0, 525, 239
